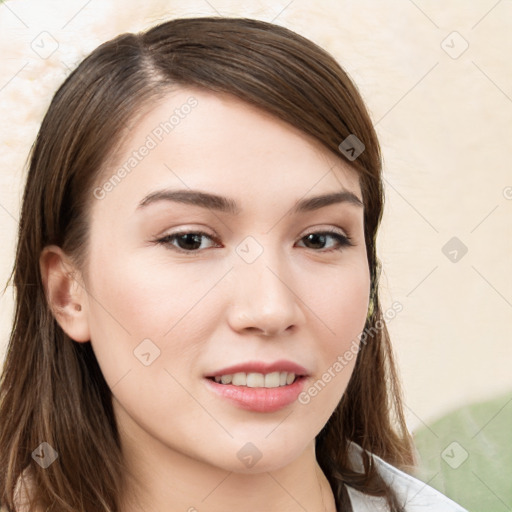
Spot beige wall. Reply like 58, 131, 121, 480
1, 0, 511, 433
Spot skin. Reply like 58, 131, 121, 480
40, 86, 371, 512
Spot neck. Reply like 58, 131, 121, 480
117, 414, 337, 512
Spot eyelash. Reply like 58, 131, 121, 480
154, 228, 354, 255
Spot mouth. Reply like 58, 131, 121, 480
203, 361, 309, 413
206, 371, 302, 388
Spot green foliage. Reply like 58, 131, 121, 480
412, 391, 512, 512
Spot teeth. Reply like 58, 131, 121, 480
246, 373, 264, 387
265, 371, 280, 388
232, 372, 246, 386
220, 374, 232, 384
212, 371, 297, 388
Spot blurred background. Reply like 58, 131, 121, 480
0, 1, 511, 510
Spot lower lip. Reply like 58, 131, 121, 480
204, 376, 308, 413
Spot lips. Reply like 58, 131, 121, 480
203, 360, 310, 413
205, 360, 309, 378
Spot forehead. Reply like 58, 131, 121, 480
92, 86, 363, 217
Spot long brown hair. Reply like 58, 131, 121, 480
0, 16, 415, 512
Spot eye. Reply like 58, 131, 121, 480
155, 230, 220, 253
296, 229, 354, 252
154, 228, 354, 254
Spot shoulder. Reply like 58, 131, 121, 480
345, 441, 469, 511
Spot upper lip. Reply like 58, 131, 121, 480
205, 360, 309, 378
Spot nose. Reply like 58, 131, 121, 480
227, 246, 305, 337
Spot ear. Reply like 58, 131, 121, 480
39, 245, 90, 343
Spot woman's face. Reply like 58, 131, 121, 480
80, 87, 370, 473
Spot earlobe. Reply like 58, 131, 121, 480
39, 245, 90, 343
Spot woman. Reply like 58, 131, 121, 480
0, 16, 468, 512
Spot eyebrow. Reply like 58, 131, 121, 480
136, 188, 363, 215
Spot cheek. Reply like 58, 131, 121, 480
312, 257, 370, 348
83, 251, 210, 426
299, 258, 370, 408
84, 243, 223, 382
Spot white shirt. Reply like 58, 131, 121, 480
346, 441, 469, 511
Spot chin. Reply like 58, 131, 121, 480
220, 454, 302, 475
212, 435, 312, 475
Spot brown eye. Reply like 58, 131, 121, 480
297, 230, 353, 252
156, 231, 220, 253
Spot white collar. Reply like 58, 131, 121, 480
344, 440, 468, 511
